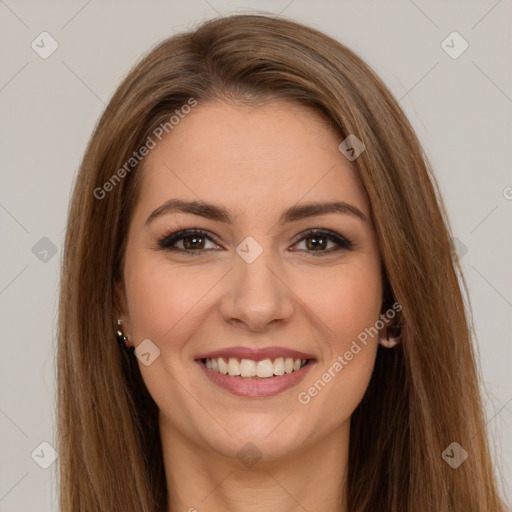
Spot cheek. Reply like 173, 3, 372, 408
294, 270, 381, 431
123, 255, 210, 345
296, 259, 383, 354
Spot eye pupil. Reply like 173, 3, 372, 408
306, 236, 327, 251
183, 235, 205, 250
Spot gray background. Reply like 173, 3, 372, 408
0, 1, 511, 510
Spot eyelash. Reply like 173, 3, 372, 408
156, 228, 354, 257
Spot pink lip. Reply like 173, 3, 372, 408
195, 346, 315, 361
196, 359, 316, 398
195, 346, 317, 398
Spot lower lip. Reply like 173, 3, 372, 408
196, 360, 315, 398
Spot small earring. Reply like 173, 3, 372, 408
116, 319, 133, 352
378, 336, 400, 348
378, 327, 402, 348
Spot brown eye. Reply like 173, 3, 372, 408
158, 229, 220, 255
180, 234, 206, 250
291, 229, 354, 256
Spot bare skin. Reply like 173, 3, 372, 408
117, 99, 384, 511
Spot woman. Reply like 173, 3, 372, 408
57, 13, 507, 511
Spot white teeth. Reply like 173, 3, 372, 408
240, 359, 256, 377
273, 357, 285, 375
256, 359, 274, 378
204, 356, 308, 378
227, 357, 241, 376
218, 358, 228, 375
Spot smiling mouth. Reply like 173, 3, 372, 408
199, 357, 312, 379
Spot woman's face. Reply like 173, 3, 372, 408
119, 99, 383, 464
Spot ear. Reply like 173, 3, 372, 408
114, 279, 133, 343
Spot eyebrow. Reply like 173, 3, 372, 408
145, 199, 367, 226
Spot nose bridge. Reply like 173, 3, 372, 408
221, 239, 294, 330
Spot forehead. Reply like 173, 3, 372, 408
136, 99, 370, 220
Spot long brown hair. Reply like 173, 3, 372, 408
57, 13, 507, 511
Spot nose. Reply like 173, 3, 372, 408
219, 249, 295, 333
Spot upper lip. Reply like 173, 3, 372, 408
195, 346, 316, 361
